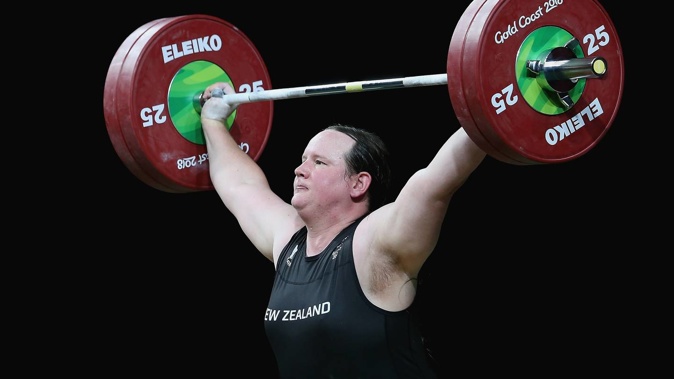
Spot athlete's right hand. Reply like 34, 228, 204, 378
201, 82, 238, 123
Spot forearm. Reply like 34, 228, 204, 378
201, 117, 268, 192
430, 127, 486, 195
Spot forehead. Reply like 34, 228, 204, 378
304, 130, 355, 157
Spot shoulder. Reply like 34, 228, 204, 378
352, 210, 384, 262
272, 215, 306, 265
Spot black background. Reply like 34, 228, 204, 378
63, 1, 644, 377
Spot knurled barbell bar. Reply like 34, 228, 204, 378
103, 0, 624, 193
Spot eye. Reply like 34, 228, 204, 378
315, 159, 325, 165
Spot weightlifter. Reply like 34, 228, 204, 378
200, 82, 486, 378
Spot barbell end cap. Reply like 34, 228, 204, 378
592, 57, 608, 77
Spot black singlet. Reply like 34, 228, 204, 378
264, 216, 437, 378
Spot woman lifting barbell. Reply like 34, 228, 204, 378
200, 82, 486, 378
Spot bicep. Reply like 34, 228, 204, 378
374, 172, 452, 269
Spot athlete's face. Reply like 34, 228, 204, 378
292, 130, 355, 212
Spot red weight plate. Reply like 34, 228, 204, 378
115, 15, 273, 192
456, 0, 623, 164
104, 17, 180, 192
113, 18, 191, 192
448, 0, 521, 164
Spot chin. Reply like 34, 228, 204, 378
291, 196, 306, 210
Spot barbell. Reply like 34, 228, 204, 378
103, 0, 624, 193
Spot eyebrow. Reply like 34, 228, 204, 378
302, 152, 336, 163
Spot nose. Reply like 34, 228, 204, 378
294, 162, 307, 178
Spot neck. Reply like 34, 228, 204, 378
303, 213, 364, 257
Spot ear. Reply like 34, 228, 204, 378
350, 172, 371, 199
